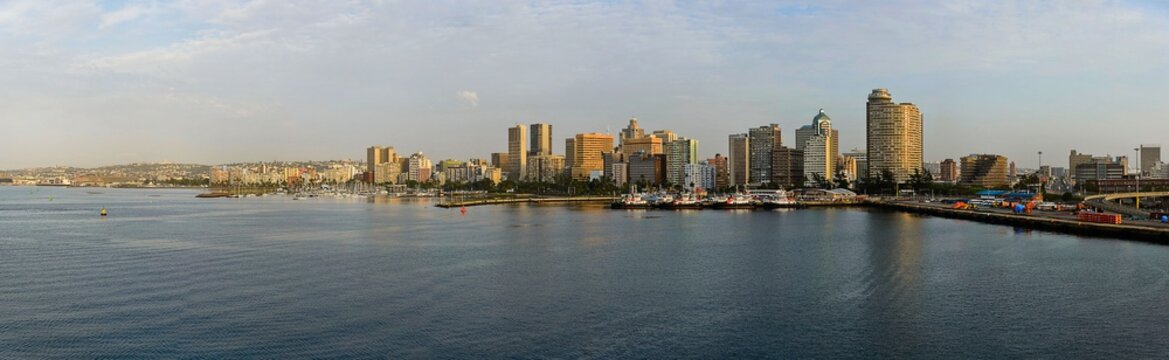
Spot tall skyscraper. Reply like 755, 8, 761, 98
803, 135, 831, 186
748, 124, 781, 184
1141, 144, 1161, 175
570, 133, 615, 180
620, 117, 646, 146
728, 134, 750, 187
866, 89, 923, 182
529, 123, 553, 156
565, 138, 575, 170
491, 152, 509, 170
794, 110, 839, 162
507, 125, 528, 181
960, 154, 1008, 187
666, 138, 699, 185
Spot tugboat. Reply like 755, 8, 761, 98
713, 194, 756, 210
761, 191, 802, 209
663, 193, 703, 210
611, 194, 651, 209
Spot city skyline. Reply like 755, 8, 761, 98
2, 1, 1168, 169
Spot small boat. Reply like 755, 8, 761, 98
761, 191, 801, 209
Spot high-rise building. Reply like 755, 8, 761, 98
651, 130, 678, 143
666, 138, 699, 185
620, 117, 646, 146
684, 162, 715, 192
839, 156, 858, 182
1141, 144, 1161, 175
866, 89, 923, 183
570, 133, 615, 180
366, 146, 396, 183
709, 154, 729, 190
803, 135, 831, 187
795, 110, 839, 164
529, 123, 553, 156
507, 125, 528, 181
1009, 161, 1017, 178
602, 151, 627, 183
843, 149, 867, 179
622, 136, 663, 156
771, 146, 804, 188
748, 124, 781, 184
628, 151, 665, 186
960, 154, 1009, 187
565, 138, 575, 170
728, 134, 750, 187
491, 152, 509, 170
407, 152, 433, 183
1069, 150, 1094, 178
526, 155, 565, 183
940, 158, 959, 182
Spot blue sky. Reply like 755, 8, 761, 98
1, 0, 1167, 169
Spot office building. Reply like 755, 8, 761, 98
866, 89, 923, 183
491, 152, 509, 171
628, 151, 666, 186
960, 154, 1009, 187
803, 135, 831, 187
940, 158, 959, 182
602, 152, 628, 183
771, 146, 804, 188
529, 123, 552, 157
728, 134, 750, 186
795, 110, 840, 167
652, 130, 678, 143
666, 138, 699, 185
620, 117, 646, 146
526, 154, 566, 183
407, 152, 433, 183
684, 162, 715, 191
366, 146, 396, 183
843, 149, 867, 179
622, 136, 663, 156
569, 133, 615, 180
507, 125, 528, 181
709, 154, 729, 190
748, 124, 781, 184
1141, 145, 1161, 175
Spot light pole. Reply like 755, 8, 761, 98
1134, 147, 1141, 209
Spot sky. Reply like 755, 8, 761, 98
2, 0, 1168, 169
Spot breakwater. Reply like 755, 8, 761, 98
871, 201, 1169, 244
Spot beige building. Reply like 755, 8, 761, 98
507, 125, 528, 181
728, 133, 750, 186
622, 136, 663, 156
866, 89, 923, 182
366, 146, 396, 183
526, 154, 566, 183
960, 154, 1009, 187
620, 117, 646, 146
569, 133, 615, 180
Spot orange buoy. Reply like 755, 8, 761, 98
460, 206, 467, 215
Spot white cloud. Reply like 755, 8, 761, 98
456, 90, 479, 109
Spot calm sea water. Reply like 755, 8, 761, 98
3, 187, 1169, 358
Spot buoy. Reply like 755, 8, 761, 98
101, 207, 107, 217
460, 206, 467, 215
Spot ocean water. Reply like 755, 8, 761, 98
3, 187, 1169, 358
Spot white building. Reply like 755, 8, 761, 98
684, 162, 715, 192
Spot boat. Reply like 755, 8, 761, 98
761, 191, 801, 209
663, 193, 703, 209
611, 194, 651, 209
713, 194, 756, 210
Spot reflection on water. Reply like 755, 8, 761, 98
3, 188, 1169, 357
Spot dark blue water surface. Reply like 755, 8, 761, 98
3, 187, 1169, 358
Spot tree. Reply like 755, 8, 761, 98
833, 169, 851, 190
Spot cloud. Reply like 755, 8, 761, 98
456, 90, 479, 109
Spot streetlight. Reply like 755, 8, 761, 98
1131, 146, 1140, 208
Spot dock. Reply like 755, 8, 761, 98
870, 201, 1169, 244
